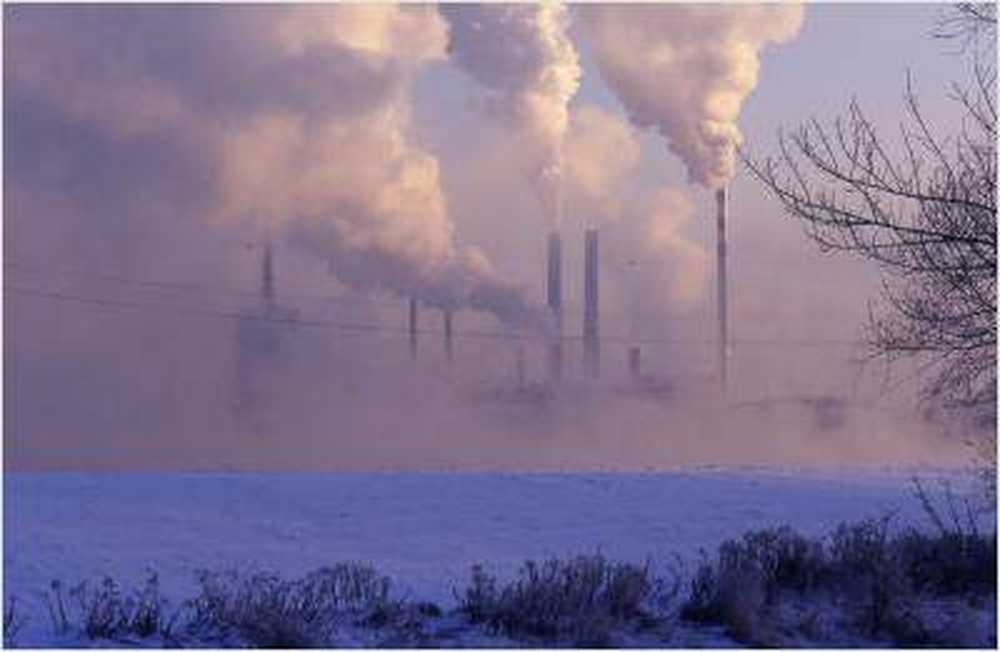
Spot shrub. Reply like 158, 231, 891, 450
682, 517, 997, 647
44, 580, 70, 635
67, 573, 168, 641
4, 596, 26, 648
185, 563, 396, 647
681, 526, 826, 632
896, 529, 996, 597
459, 553, 672, 645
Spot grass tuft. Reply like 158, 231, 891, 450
185, 563, 398, 647
459, 553, 678, 646
680, 517, 996, 647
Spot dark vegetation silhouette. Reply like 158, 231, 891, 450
20, 511, 995, 648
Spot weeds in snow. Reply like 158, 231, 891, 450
4, 596, 26, 647
67, 572, 171, 642
459, 553, 679, 646
185, 563, 401, 647
681, 517, 997, 647
43, 580, 70, 635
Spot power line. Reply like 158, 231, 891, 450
3, 260, 407, 310
6, 284, 866, 349
4, 261, 863, 347
5, 285, 402, 336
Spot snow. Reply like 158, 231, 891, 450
3, 467, 987, 647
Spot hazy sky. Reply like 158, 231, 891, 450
4, 3, 975, 471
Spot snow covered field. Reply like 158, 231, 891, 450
3, 467, 987, 646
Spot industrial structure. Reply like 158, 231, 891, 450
715, 187, 729, 393
234, 239, 283, 433
408, 297, 419, 360
583, 228, 600, 379
443, 308, 454, 364
626, 258, 641, 383
235, 211, 728, 400
546, 231, 563, 382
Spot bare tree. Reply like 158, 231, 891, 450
744, 6, 996, 446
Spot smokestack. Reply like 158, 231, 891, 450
626, 259, 640, 384
408, 298, 418, 361
716, 187, 729, 393
584, 228, 600, 379
628, 346, 641, 381
546, 231, 563, 382
443, 309, 454, 364
516, 344, 526, 389
262, 239, 275, 316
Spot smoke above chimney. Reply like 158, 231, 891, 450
441, 2, 581, 224
206, 6, 547, 331
580, 4, 804, 189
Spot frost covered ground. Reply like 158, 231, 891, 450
3, 467, 990, 647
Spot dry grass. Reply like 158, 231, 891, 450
184, 563, 402, 647
4, 596, 26, 648
681, 517, 996, 647
459, 553, 679, 646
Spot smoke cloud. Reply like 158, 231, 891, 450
215, 6, 541, 327
6, 4, 969, 474
559, 105, 707, 308
581, 4, 804, 189
8, 4, 542, 329
642, 188, 711, 306
441, 2, 581, 223
563, 104, 642, 225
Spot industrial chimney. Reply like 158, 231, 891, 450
443, 308, 454, 364
261, 239, 275, 316
626, 259, 641, 383
583, 228, 600, 379
408, 297, 419, 360
546, 231, 563, 382
715, 187, 729, 393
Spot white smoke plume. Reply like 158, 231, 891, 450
581, 4, 804, 189
440, 2, 581, 224
563, 104, 641, 224
7, 4, 544, 329
223, 5, 544, 328
642, 188, 710, 306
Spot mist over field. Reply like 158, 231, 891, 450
4, 2, 977, 472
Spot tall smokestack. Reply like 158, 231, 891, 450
443, 309, 454, 364
516, 344, 526, 389
584, 228, 600, 379
408, 298, 418, 361
716, 187, 729, 393
626, 259, 641, 383
546, 231, 563, 382
262, 239, 275, 316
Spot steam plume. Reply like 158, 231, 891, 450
223, 6, 543, 328
6, 3, 545, 330
563, 104, 641, 224
581, 4, 804, 189
643, 188, 710, 306
441, 2, 581, 224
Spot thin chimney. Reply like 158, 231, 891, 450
716, 187, 729, 393
546, 231, 563, 382
261, 239, 275, 316
583, 228, 600, 379
408, 297, 418, 361
629, 346, 641, 382
516, 344, 526, 388
443, 308, 454, 364
627, 259, 641, 383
